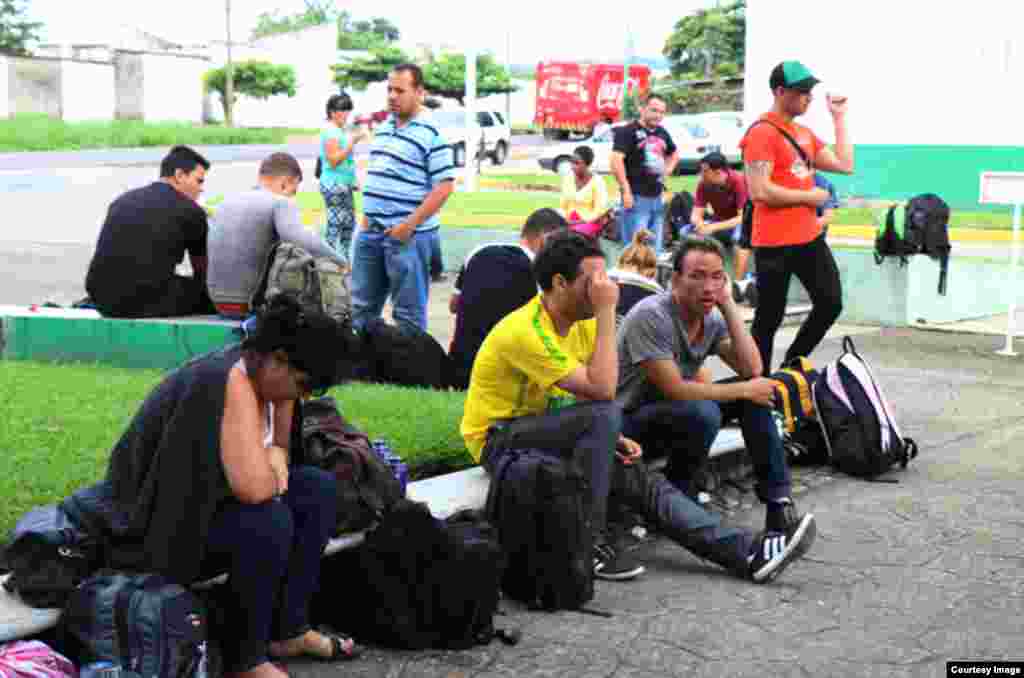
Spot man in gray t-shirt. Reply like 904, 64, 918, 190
616, 236, 816, 564
207, 153, 348, 319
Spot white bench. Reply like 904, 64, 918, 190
0, 427, 746, 642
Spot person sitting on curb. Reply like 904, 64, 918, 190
560, 146, 611, 239
462, 232, 814, 584
447, 208, 567, 390
461, 231, 645, 581
206, 152, 349, 320
616, 236, 816, 566
78, 295, 363, 678
690, 151, 756, 305
609, 228, 663, 323
85, 145, 216, 318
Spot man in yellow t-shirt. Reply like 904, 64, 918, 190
461, 231, 644, 581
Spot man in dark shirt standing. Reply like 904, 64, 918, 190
610, 94, 679, 255
447, 208, 567, 389
85, 145, 216, 318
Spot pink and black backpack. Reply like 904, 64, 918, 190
812, 336, 919, 480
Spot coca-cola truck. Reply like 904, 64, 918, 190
534, 61, 652, 139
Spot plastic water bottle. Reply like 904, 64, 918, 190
80, 662, 122, 678
194, 641, 209, 678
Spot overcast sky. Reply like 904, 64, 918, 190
29, 0, 712, 63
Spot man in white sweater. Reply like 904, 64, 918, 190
207, 153, 349, 319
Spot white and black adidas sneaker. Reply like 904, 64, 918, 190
747, 512, 817, 584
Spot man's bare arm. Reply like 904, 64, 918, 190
745, 161, 828, 208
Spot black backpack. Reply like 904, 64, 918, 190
485, 449, 594, 611
875, 193, 951, 295
665, 190, 695, 244
298, 396, 404, 535
356, 318, 453, 390
812, 336, 919, 480
312, 501, 516, 650
1, 504, 106, 609
60, 571, 209, 678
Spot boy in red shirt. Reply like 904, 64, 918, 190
740, 60, 854, 371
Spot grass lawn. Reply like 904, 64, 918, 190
0, 114, 319, 152
0, 360, 471, 539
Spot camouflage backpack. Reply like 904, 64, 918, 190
251, 241, 351, 322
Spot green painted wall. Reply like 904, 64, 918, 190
828, 145, 1024, 209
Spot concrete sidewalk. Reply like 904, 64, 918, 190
275, 325, 1022, 678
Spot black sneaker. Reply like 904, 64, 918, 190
747, 512, 816, 584
593, 540, 646, 581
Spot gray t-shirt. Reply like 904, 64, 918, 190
616, 292, 728, 411
206, 188, 346, 307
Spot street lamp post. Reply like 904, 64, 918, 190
225, 0, 234, 127
465, 45, 478, 193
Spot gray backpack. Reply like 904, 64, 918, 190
251, 241, 351, 323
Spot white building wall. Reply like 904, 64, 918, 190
0, 56, 8, 118
61, 61, 115, 121
744, 0, 1024, 146
142, 53, 207, 123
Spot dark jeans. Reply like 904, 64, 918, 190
621, 397, 791, 504
611, 461, 753, 575
481, 401, 621, 535
201, 466, 337, 672
751, 234, 843, 371
430, 234, 444, 279
95, 275, 217, 319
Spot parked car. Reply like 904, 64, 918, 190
690, 111, 747, 166
538, 120, 724, 176
430, 109, 512, 166
536, 123, 621, 175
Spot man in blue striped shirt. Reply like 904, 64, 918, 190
351, 63, 456, 332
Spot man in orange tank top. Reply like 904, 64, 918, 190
739, 61, 854, 371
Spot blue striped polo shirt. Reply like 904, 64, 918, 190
363, 112, 456, 232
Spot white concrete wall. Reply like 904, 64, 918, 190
207, 24, 340, 129
142, 53, 207, 123
0, 56, 8, 118
744, 0, 1024, 146
61, 60, 115, 121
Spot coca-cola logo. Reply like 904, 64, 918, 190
596, 74, 641, 109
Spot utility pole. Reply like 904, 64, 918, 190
504, 30, 512, 128
465, 45, 478, 192
225, 0, 234, 127
622, 22, 633, 121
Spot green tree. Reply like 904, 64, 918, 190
338, 15, 400, 50
332, 45, 409, 90
251, 1, 339, 40
663, 0, 745, 79
422, 54, 516, 107
0, 0, 42, 56
204, 61, 298, 120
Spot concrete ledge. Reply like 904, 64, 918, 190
0, 306, 239, 370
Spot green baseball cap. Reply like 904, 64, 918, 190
769, 61, 820, 92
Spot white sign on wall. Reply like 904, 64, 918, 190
979, 172, 1024, 206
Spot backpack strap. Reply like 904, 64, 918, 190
841, 335, 860, 357
743, 120, 812, 168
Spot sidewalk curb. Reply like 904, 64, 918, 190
829, 224, 1012, 244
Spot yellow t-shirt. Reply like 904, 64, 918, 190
460, 294, 597, 461
560, 174, 610, 223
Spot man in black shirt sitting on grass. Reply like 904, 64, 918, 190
85, 145, 217, 318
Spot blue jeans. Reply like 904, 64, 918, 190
611, 461, 753, 575
621, 195, 665, 254
622, 397, 792, 504
201, 466, 338, 672
351, 227, 437, 332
